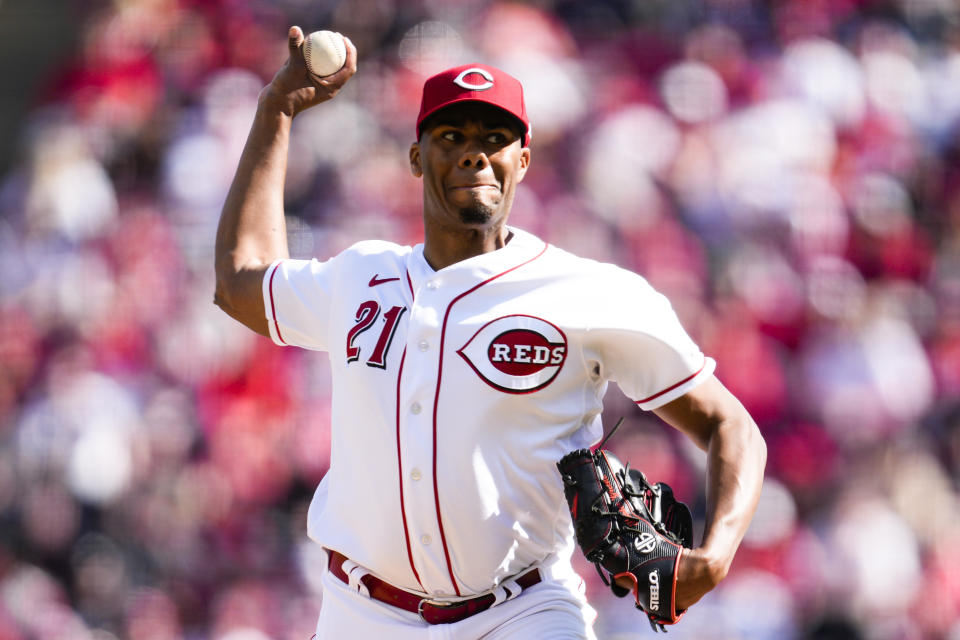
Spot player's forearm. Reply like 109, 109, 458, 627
216, 100, 293, 281
698, 409, 766, 579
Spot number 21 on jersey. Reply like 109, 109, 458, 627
346, 301, 406, 369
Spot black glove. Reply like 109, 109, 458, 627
557, 447, 693, 632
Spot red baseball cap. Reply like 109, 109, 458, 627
416, 63, 531, 146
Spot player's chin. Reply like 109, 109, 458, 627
457, 203, 497, 225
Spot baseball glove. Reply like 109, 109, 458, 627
557, 441, 693, 632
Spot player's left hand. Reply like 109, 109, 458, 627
612, 531, 728, 606
612, 545, 723, 612
558, 447, 695, 631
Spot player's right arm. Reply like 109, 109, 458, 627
214, 26, 356, 336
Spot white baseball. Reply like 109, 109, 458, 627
303, 30, 347, 77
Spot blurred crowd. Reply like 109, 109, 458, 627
1, 0, 960, 638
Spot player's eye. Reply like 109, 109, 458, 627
441, 130, 460, 142
486, 133, 505, 144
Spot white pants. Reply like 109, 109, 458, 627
315, 567, 598, 640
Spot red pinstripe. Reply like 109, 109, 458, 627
430, 242, 549, 596
394, 347, 425, 591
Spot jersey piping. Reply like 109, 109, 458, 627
430, 241, 550, 596
267, 261, 287, 345
634, 356, 708, 405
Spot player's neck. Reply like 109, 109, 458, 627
422, 224, 511, 271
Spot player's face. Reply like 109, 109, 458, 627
410, 103, 530, 231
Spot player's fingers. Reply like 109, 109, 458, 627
318, 34, 356, 88
288, 25, 304, 52
342, 35, 357, 73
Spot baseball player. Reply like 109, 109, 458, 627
214, 27, 766, 639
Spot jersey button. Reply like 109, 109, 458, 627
426, 280, 439, 290
421, 534, 431, 545
410, 468, 422, 481
418, 340, 429, 351
411, 402, 422, 415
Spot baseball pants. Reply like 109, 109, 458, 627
314, 566, 598, 640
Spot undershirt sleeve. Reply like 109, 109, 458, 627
262, 257, 335, 351
587, 267, 715, 411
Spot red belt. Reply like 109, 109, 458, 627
326, 550, 541, 624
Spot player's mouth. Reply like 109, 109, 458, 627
449, 183, 499, 191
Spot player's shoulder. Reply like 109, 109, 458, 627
341, 239, 413, 259
292, 239, 413, 285
331, 239, 414, 269
538, 242, 651, 289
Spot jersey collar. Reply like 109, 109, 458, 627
406, 227, 546, 297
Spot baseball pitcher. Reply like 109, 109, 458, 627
214, 26, 766, 639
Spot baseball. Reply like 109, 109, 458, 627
303, 30, 347, 77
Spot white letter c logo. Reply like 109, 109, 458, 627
453, 68, 494, 91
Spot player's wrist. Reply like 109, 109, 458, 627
256, 86, 296, 117
674, 549, 725, 611
682, 547, 728, 588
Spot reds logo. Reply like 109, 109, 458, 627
453, 67, 494, 91
457, 315, 567, 394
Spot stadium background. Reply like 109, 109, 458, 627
1, 0, 959, 638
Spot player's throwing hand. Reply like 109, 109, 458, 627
259, 26, 357, 118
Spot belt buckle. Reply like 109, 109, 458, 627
417, 597, 455, 623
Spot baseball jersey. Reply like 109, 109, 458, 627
263, 226, 715, 598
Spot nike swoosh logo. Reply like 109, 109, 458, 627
368, 274, 400, 287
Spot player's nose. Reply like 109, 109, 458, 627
457, 143, 488, 170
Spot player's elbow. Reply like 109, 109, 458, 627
727, 412, 767, 477
741, 412, 767, 473
214, 260, 243, 313
754, 423, 767, 469
212, 287, 233, 315
214, 251, 259, 308
213, 277, 245, 326
212, 261, 271, 337
722, 400, 766, 457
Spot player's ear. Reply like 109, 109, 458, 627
409, 142, 422, 178
516, 147, 530, 183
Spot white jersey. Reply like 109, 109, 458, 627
263, 227, 715, 599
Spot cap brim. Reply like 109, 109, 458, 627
417, 97, 529, 145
